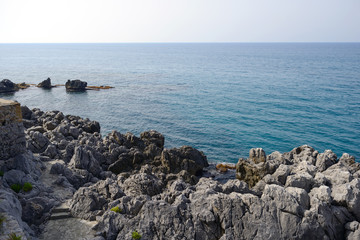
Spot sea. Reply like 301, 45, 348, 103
0, 43, 359, 163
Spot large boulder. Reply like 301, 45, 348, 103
236, 148, 269, 188
160, 146, 208, 176
119, 172, 164, 197
26, 131, 50, 153
65, 79, 87, 91
140, 130, 164, 149
284, 145, 318, 164
0, 79, 19, 93
0, 189, 33, 239
69, 145, 102, 176
249, 148, 266, 164
70, 179, 125, 220
316, 150, 337, 172
37, 77, 53, 89
236, 158, 266, 188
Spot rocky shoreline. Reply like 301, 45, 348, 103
0, 103, 360, 239
0, 79, 113, 94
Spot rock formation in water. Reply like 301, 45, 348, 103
0, 99, 360, 240
37, 78, 54, 89
65, 80, 87, 92
0, 79, 19, 93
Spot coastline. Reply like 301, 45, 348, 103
1, 100, 360, 239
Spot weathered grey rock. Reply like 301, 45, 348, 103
316, 150, 337, 172
313, 172, 329, 187
0, 189, 33, 239
82, 120, 101, 134
249, 148, 266, 164
21, 196, 55, 226
285, 172, 315, 192
50, 162, 92, 188
0, 79, 19, 93
286, 187, 310, 209
37, 77, 53, 89
93, 210, 126, 240
43, 144, 58, 159
322, 167, 353, 186
221, 179, 250, 194
9, 152, 42, 178
0, 99, 26, 160
161, 146, 208, 176
331, 179, 360, 221
3, 169, 27, 187
21, 106, 33, 120
285, 145, 318, 164
272, 164, 291, 185
267, 151, 290, 165
69, 145, 102, 176
346, 221, 360, 240
26, 131, 50, 153
140, 130, 164, 149
44, 120, 57, 131
292, 160, 318, 177
5, 104, 360, 240
65, 79, 87, 91
309, 186, 332, 207
107, 153, 132, 174
53, 123, 80, 139
27, 125, 46, 133
70, 178, 125, 220
119, 173, 163, 197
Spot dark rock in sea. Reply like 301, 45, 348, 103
0, 79, 19, 93
65, 79, 87, 91
37, 77, 54, 89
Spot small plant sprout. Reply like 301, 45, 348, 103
10, 184, 22, 193
110, 206, 122, 213
132, 230, 142, 240
0, 213, 6, 226
0, 171, 4, 177
22, 182, 33, 192
7, 233, 22, 240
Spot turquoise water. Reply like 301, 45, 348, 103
0, 43, 359, 163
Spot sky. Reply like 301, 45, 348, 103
0, 0, 359, 43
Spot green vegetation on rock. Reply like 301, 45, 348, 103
132, 230, 142, 240
0, 171, 4, 177
22, 182, 33, 192
7, 233, 22, 240
10, 184, 22, 193
0, 213, 6, 226
110, 206, 122, 213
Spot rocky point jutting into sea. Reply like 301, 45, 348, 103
0, 98, 360, 240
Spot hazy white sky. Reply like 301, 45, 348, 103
0, 0, 359, 43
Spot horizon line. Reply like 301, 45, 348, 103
0, 41, 359, 44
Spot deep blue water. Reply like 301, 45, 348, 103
0, 43, 359, 163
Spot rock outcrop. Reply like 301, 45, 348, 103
37, 77, 54, 89
0, 79, 19, 93
65, 80, 87, 91
0, 99, 26, 160
1, 101, 360, 240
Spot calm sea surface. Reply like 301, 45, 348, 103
0, 43, 359, 163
